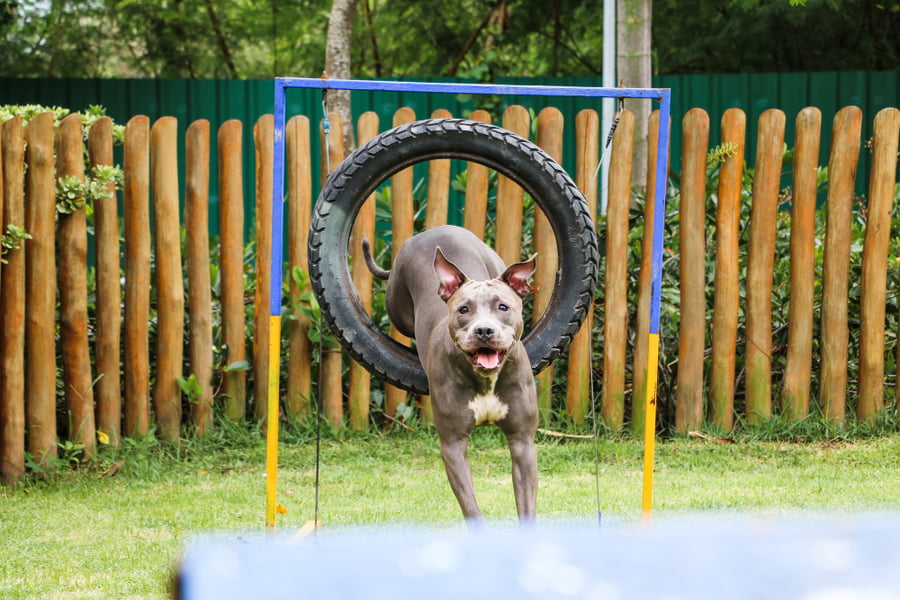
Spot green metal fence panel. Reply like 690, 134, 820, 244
1, 71, 896, 235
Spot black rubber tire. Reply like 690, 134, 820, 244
308, 118, 599, 395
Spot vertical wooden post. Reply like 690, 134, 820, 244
151, 117, 184, 442
1, 116, 26, 482
744, 109, 786, 423
565, 109, 599, 424
89, 116, 122, 446
709, 109, 746, 431
534, 107, 564, 418
321, 353, 343, 429
781, 107, 821, 422
123, 115, 152, 438
384, 107, 416, 419
602, 110, 634, 431
463, 109, 492, 239
254, 115, 274, 424
495, 106, 531, 265
57, 113, 96, 456
424, 109, 452, 231
348, 112, 380, 429
675, 109, 709, 434
858, 108, 900, 421
0, 117, 3, 283
185, 120, 214, 435
286, 115, 313, 419
319, 112, 346, 428
24, 112, 57, 464
219, 119, 247, 422
819, 106, 862, 424
632, 110, 664, 435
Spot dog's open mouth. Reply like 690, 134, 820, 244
469, 348, 506, 370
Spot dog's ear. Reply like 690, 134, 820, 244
434, 247, 468, 301
500, 254, 537, 298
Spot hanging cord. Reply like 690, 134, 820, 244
589, 93, 626, 529
590, 354, 602, 527
311, 76, 330, 540
312, 372, 322, 539
321, 77, 332, 175
587, 95, 626, 198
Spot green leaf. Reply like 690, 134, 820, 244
223, 360, 250, 373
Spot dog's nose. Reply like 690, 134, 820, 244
473, 325, 494, 341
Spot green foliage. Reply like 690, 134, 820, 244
176, 374, 204, 406
55, 160, 123, 216
654, 0, 900, 74
54, 175, 87, 215
1, 104, 124, 224
82, 104, 126, 144
1, 1, 895, 79
289, 266, 339, 354
0, 103, 124, 144
706, 142, 737, 170
0, 103, 69, 124
56, 440, 86, 467
0, 223, 31, 264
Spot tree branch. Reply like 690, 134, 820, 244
361, 0, 381, 77
447, 7, 493, 76
203, 0, 238, 78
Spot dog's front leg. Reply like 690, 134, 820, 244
439, 435, 484, 525
507, 433, 537, 523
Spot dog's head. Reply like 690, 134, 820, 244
434, 248, 537, 373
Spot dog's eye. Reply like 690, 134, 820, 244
498, 303, 509, 312
458, 306, 469, 314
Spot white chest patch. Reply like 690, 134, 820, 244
468, 392, 509, 426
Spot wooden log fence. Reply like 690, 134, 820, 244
218, 119, 247, 422
285, 115, 313, 420
90, 117, 122, 446
24, 112, 57, 464
820, 107, 864, 423
151, 117, 184, 442
676, 109, 710, 434
781, 107, 821, 422
185, 120, 214, 436
1, 116, 25, 481
0, 103, 898, 483
708, 109, 746, 431
56, 113, 96, 458
122, 115, 151, 439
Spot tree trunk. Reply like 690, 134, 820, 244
325, 0, 358, 156
617, 0, 652, 188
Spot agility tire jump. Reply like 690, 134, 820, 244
308, 118, 599, 395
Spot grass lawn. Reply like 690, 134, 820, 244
2, 428, 900, 599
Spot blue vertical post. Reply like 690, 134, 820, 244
640, 89, 671, 521
265, 79, 288, 532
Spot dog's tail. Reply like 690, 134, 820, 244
361, 237, 390, 280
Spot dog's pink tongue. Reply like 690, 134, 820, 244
475, 349, 501, 369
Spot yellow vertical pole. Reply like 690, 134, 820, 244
265, 316, 282, 533
641, 333, 660, 522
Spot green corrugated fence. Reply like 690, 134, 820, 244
1, 70, 896, 235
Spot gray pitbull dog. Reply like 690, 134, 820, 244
362, 225, 538, 525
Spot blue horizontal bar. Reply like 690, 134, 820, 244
276, 77, 668, 101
